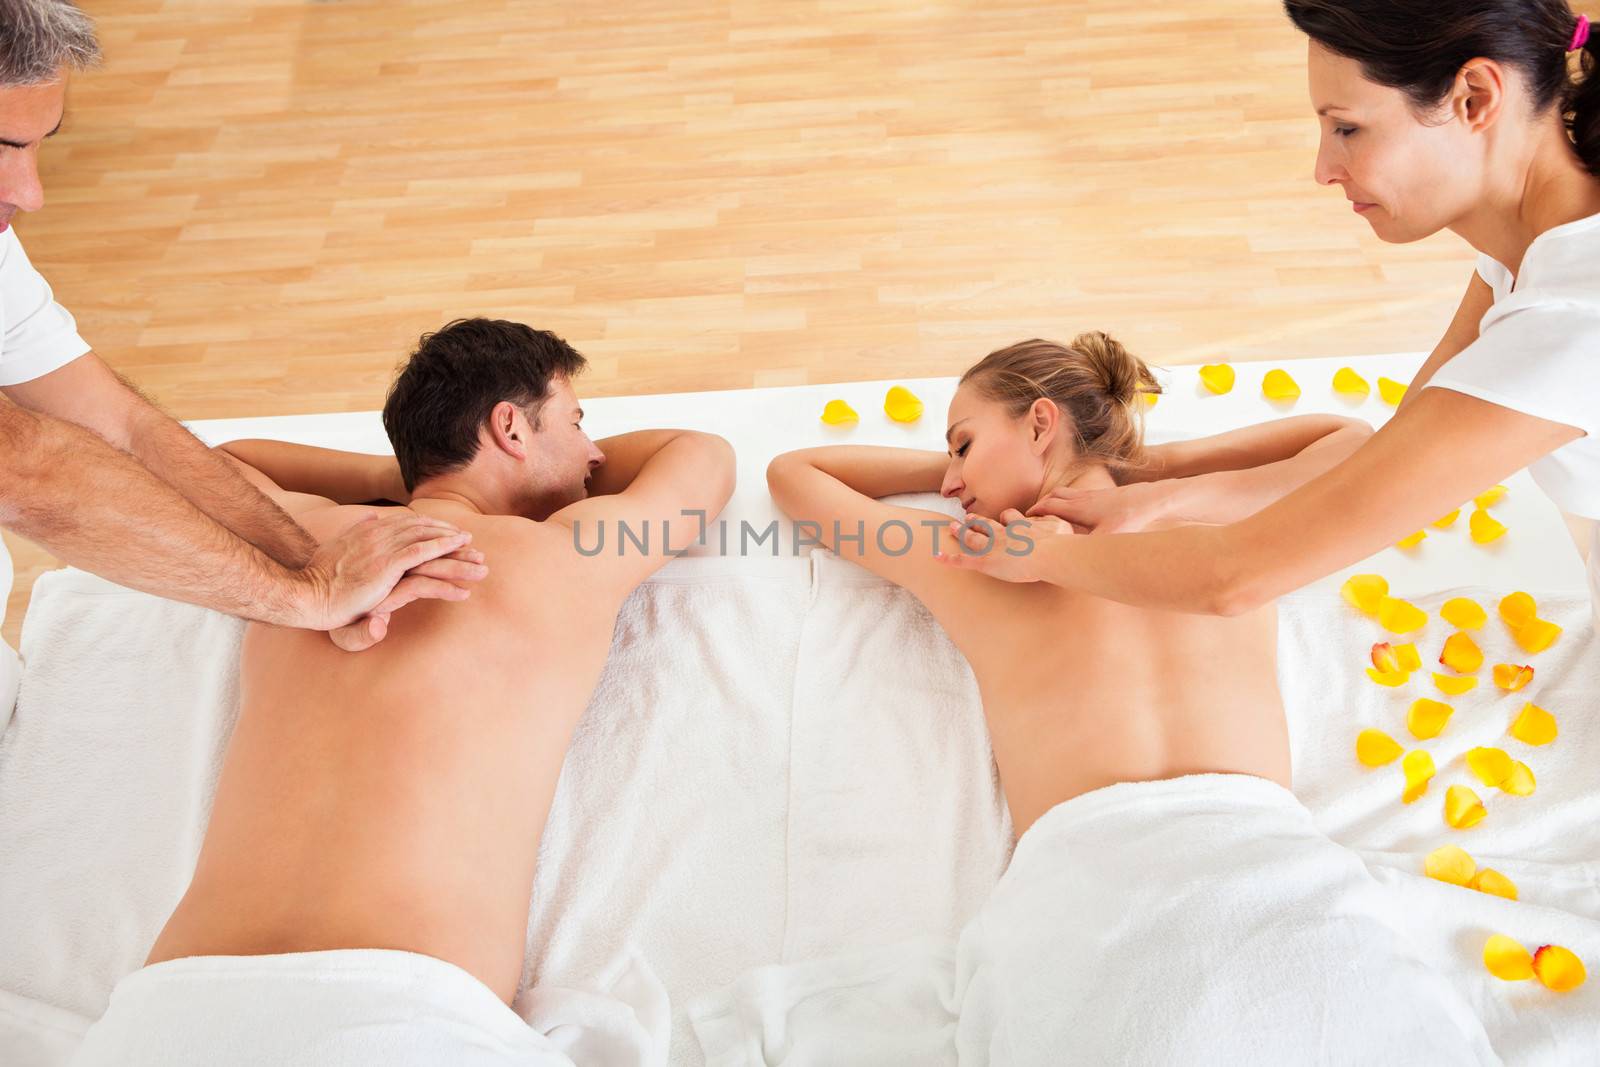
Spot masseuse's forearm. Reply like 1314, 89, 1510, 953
0, 406, 310, 624
785, 446, 946, 497
1163, 423, 1371, 525
128, 408, 318, 568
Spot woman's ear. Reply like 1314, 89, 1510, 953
487, 400, 529, 460
1453, 58, 1506, 134
1028, 397, 1059, 455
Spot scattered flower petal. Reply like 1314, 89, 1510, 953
1141, 391, 1159, 408
1474, 485, 1508, 509
1371, 642, 1401, 674
1513, 618, 1562, 654
1465, 746, 1514, 789
1262, 369, 1301, 401
820, 399, 859, 425
1199, 364, 1235, 395
1472, 869, 1518, 900
1470, 508, 1507, 544
1395, 530, 1427, 549
1378, 596, 1428, 635
1332, 367, 1370, 396
1500, 760, 1536, 797
1440, 632, 1484, 673
1509, 703, 1558, 746
1356, 728, 1403, 767
883, 385, 924, 423
1432, 509, 1461, 529
1445, 784, 1487, 829
1484, 935, 1534, 981
1432, 672, 1479, 696
1394, 643, 1421, 672
1341, 574, 1389, 617
1498, 592, 1537, 628
1402, 750, 1435, 804
1532, 945, 1587, 992
1492, 663, 1534, 692
1408, 698, 1455, 740
1424, 844, 1476, 886
1377, 377, 1408, 405
1366, 668, 1410, 688
1440, 597, 1486, 630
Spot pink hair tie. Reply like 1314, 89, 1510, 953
1572, 14, 1591, 53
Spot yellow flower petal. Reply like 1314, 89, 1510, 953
1332, 366, 1371, 396
1440, 632, 1484, 674
1465, 746, 1514, 789
1440, 598, 1486, 630
1432, 672, 1479, 696
1395, 530, 1427, 549
1474, 485, 1508, 509
1424, 844, 1476, 887
1366, 668, 1411, 688
1394, 643, 1421, 672
1498, 591, 1537, 628
1407, 698, 1455, 740
1513, 618, 1562, 655
1340, 574, 1389, 617
1377, 596, 1428, 635
1470, 508, 1507, 544
1378, 377, 1408, 405
1356, 728, 1404, 767
1491, 663, 1534, 692
883, 385, 924, 423
1472, 869, 1519, 901
1444, 784, 1487, 829
1532, 945, 1588, 992
1370, 641, 1400, 674
1402, 749, 1435, 804
819, 399, 859, 426
1262, 368, 1301, 401
1509, 703, 1558, 746
1140, 391, 1159, 408
1432, 509, 1461, 529
1199, 364, 1235, 395
1484, 934, 1534, 981
1500, 760, 1536, 797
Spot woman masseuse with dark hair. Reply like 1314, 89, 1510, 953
939, 1, 1600, 625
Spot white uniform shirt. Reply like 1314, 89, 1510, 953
0, 226, 90, 386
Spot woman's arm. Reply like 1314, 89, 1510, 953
940, 388, 1581, 614
216, 440, 409, 504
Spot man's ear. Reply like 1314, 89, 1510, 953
486, 400, 528, 460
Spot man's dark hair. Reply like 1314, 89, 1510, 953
382, 318, 587, 491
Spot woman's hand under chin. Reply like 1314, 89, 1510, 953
1025, 480, 1174, 534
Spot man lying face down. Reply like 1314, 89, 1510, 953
68, 318, 736, 1067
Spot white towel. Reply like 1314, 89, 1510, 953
65, 949, 632, 1067
699, 774, 1504, 1066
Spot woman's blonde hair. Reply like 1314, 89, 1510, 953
958, 332, 1161, 479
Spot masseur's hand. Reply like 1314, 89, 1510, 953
293, 512, 489, 651
1027, 481, 1171, 534
934, 508, 1074, 582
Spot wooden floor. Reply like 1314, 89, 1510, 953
4, 0, 1567, 640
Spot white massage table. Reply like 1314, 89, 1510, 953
1, 352, 1596, 1065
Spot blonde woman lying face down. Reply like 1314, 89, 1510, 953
766, 335, 1498, 1063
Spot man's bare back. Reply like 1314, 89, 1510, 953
144, 500, 634, 1003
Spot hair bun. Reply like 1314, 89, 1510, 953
1070, 330, 1158, 407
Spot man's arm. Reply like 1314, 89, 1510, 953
1, 353, 318, 566
215, 439, 408, 505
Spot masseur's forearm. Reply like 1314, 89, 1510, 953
1162, 422, 1372, 525
127, 405, 317, 568
783, 446, 947, 498
0, 405, 309, 624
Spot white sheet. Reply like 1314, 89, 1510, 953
2, 353, 1596, 1066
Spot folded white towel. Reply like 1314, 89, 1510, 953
695, 773, 1503, 1067
65, 948, 648, 1067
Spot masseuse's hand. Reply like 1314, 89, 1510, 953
293, 512, 489, 652
934, 508, 1073, 582
1026, 481, 1170, 534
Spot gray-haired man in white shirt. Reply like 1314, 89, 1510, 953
0, 1, 484, 649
